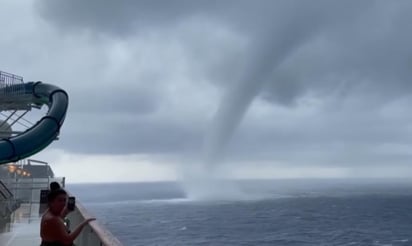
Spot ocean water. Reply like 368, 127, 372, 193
67, 179, 412, 246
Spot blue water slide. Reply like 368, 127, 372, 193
0, 82, 68, 164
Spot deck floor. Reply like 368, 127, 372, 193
0, 203, 43, 246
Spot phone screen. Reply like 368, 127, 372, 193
67, 196, 75, 211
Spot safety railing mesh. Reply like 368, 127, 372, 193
0, 70, 26, 96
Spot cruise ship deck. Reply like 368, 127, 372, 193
0, 71, 122, 245
0, 203, 42, 246
0, 176, 123, 246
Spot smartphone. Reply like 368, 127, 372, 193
67, 196, 75, 211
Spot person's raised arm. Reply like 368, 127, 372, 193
48, 217, 96, 245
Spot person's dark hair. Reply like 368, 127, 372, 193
49, 181, 61, 191
47, 188, 67, 204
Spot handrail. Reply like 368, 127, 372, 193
0, 71, 25, 96
0, 180, 13, 199
67, 196, 123, 246
76, 201, 123, 246
0, 189, 7, 200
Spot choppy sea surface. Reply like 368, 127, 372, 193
67, 179, 412, 246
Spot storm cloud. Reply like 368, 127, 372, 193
2, 1, 412, 182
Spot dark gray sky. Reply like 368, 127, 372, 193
1, 1, 412, 182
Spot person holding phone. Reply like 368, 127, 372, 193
40, 188, 95, 246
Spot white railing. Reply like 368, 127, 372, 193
0, 70, 25, 96
67, 199, 123, 246
0, 70, 33, 111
